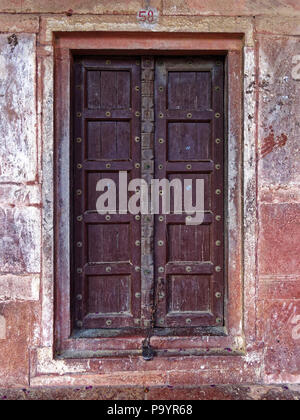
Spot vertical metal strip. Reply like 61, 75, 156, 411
154, 58, 168, 328
73, 59, 85, 329
140, 56, 155, 329
130, 59, 143, 327
212, 60, 225, 325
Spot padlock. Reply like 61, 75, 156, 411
142, 342, 155, 361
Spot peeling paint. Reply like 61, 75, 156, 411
0, 34, 37, 183
7, 34, 18, 53
36, 348, 87, 376
0, 275, 40, 302
261, 126, 288, 158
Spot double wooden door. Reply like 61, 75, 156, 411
72, 55, 225, 335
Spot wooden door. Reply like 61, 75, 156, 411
71, 55, 225, 334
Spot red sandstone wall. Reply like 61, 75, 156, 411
0, 1, 299, 397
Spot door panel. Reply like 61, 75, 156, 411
154, 57, 224, 328
167, 70, 212, 110
87, 275, 131, 314
167, 224, 211, 262
86, 121, 131, 161
168, 275, 211, 312
86, 224, 130, 263
86, 69, 131, 110
73, 57, 141, 330
168, 121, 212, 161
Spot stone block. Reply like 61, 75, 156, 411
0, 184, 40, 206
259, 185, 300, 204
147, 385, 300, 400
258, 300, 300, 381
163, 0, 300, 16
0, 302, 37, 387
256, 16, 300, 35
0, 34, 37, 183
0, 275, 40, 301
0, 207, 41, 274
0, 386, 145, 400
0, 0, 21, 13
258, 36, 300, 186
20, 0, 160, 14
0, 15, 39, 33
258, 204, 300, 275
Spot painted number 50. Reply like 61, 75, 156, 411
138, 9, 155, 23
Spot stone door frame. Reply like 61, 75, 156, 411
33, 17, 257, 386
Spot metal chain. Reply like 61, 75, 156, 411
142, 287, 158, 360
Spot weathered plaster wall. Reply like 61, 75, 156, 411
0, 0, 299, 398
257, 34, 300, 384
